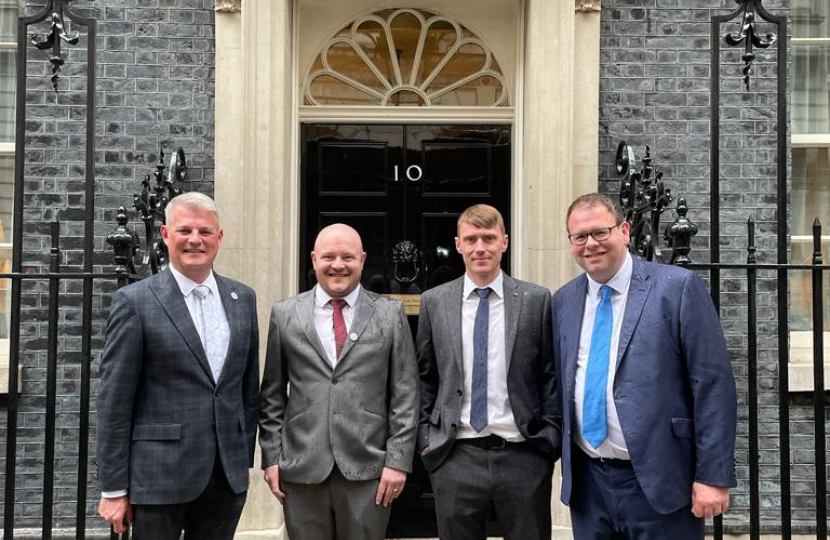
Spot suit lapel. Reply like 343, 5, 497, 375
563, 275, 588, 399
502, 275, 521, 371
615, 257, 654, 371
150, 269, 214, 384
336, 288, 376, 367
296, 290, 331, 369
446, 278, 465, 378
214, 274, 239, 386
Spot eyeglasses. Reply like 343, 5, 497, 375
567, 223, 621, 245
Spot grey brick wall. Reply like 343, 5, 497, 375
0, 0, 216, 532
600, 0, 830, 533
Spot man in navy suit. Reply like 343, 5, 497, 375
552, 193, 737, 539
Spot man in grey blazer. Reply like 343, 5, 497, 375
417, 204, 561, 540
259, 223, 418, 540
97, 192, 260, 540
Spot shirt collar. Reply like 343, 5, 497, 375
587, 252, 633, 299
463, 271, 504, 300
315, 284, 362, 308
170, 264, 218, 298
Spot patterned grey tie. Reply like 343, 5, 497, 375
470, 287, 491, 432
193, 285, 225, 383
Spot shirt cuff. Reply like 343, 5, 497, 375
101, 490, 128, 498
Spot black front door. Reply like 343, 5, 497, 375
300, 123, 511, 537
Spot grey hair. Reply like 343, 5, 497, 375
165, 192, 220, 224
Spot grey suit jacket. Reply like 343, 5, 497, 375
417, 274, 562, 471
96, 269, 260, 505
258, 287, 419, 484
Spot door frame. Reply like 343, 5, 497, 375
289, 1, 525, 296
212, 0, 600, 534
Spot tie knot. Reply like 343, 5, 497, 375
599, 285, 613, 302
475, 287, 491, 300
193, 284, 211, 300
330, 298, 347, 312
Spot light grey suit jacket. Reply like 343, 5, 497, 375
258, 287, 419, 484
97, 269, 260, 505
417, 274, 561, 472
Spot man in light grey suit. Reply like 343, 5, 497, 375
417, 204, 561, 540
259, 223, 419, 540
97, 192, 260, 540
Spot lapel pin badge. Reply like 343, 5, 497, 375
349, 332, 358, 341
231, 292, 239, 300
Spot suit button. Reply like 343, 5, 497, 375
456, 389, 462, 396
332, 378, 339, 385
451, 423, 457, 430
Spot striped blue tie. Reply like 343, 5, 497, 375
470, 287, 491, 432
582, 285, 614, 449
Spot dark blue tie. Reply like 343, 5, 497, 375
470, 287, 491, 432
583, 285, 614, 448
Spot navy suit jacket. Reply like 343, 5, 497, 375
552, 257, 737, 514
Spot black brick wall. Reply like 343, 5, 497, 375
0, 0, 216, 533
600, 0, 830, 533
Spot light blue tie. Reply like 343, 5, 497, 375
193, 285, 226, 383
470, 287, 491, 432
583, 285, 614, 449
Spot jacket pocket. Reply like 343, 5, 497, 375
671, 418, 694, 439
132, 423, 182, 441
430, 408, 441, 427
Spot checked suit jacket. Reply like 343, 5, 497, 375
416, 274, 562, 471
96, 268, 260, 505
552, 257, 737, 515
258, 287, 419, 484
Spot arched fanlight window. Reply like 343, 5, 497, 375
304, 8, 509, 107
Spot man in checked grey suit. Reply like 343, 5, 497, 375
97, 192, 260, 540
259, 223, 418, 540
417, 204, 561, 540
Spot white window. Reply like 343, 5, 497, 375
790, 0, 830, 390
303, 8, 509, 107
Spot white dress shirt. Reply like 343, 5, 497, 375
574, 252, 633, 459
314, 284, 361, 366
170, 266, 230, 365
102, 265, 231, 499
457, 272, 523, 441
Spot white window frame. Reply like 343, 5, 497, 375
788, 35, 830, 392
0, 13, 14, 392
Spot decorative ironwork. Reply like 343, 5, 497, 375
664, 198, 698, 265
9, 2, 97, 538
724, 0, 777, 91
616, 141, 692, 263
30, 1, 81, 93
390, 239, 421, 293
106, 207, 139, 276
110, 147, 187, 277
391, 240, 421, 284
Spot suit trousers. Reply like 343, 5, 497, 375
570, 448, 704, 540
132, 458, 247, 540
428, 439, 553, 540
282, 466, 391, 540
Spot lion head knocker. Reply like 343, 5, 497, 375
391, 240, 421, 285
